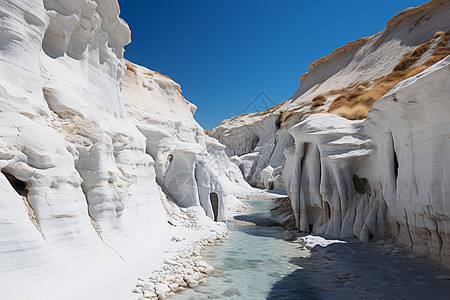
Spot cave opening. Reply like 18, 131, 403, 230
210, 192, 219, 221
352, 174, 370, 194
2, 171, 28, 197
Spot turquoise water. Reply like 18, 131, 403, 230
171, 200, 327, 300
172, 199, 450, 300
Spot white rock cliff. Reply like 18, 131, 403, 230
0, 0, 248, 299
285, 56, 450, 262
209, 0, 450, 264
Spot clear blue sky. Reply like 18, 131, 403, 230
117, 0, 429, 129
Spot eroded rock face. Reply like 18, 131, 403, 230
122, 61, 250, 221
285, 57, 450, 263
0, 0, 135, 278
208, 103, 291, 187
0, 0, 248, 298
364, 57, 450, 262
208, 0, 450, 192
209, 0, 450, 263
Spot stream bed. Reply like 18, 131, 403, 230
171, 199, 450, 300
171, 200, 333, 299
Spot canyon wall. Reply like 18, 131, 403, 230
122, 61, 249, 220
208, 0, 450, 189
0, 0, 248, 298
209, 0, 450, 263
286, 56, 450, 263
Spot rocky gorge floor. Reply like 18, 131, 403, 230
162, 194, 450, 300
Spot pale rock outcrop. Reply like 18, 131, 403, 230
210, 0, 450, 263
285, 113, 381, 240
0, 1, 134, 284
208, 0, 450, 192
284, 56, 450, 263
260, 165, 284, 190
208, 101, 291, 187
363, 56, 450, 262
0, 0, 248, 298
122, 61, 250, 221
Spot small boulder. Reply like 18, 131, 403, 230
143, 289, 157, 298
168, 283, 179, 292
155, 283, 170, 298
183, 275, 199, 288
283, 230, 297, 241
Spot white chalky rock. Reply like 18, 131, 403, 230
208, 1, 450, 263
122, 62, 251, 221
168, 283, 179, 292
284, 57, 450, 262
155, 283, 170, 296
0, 0, 242, 298
143, 290, 158, 298
183, 275, 199, 288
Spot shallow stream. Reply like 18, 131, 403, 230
172, 199, 450, 300
171, 200, 329, 299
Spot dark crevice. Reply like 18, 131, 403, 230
164, 154, 174, 181
299, 143, 310, 192
209, 192, 219, 221
2, 172, 28, 196
275, 116, 282, 129
301, 143, 309, 170
251, 136, 260, 151
390, 132, 399, 182
299, 143, 310, 227
324, 201, 331, 220
393, 149, 399, 180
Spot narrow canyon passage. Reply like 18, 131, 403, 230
171, 199, 450, 300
